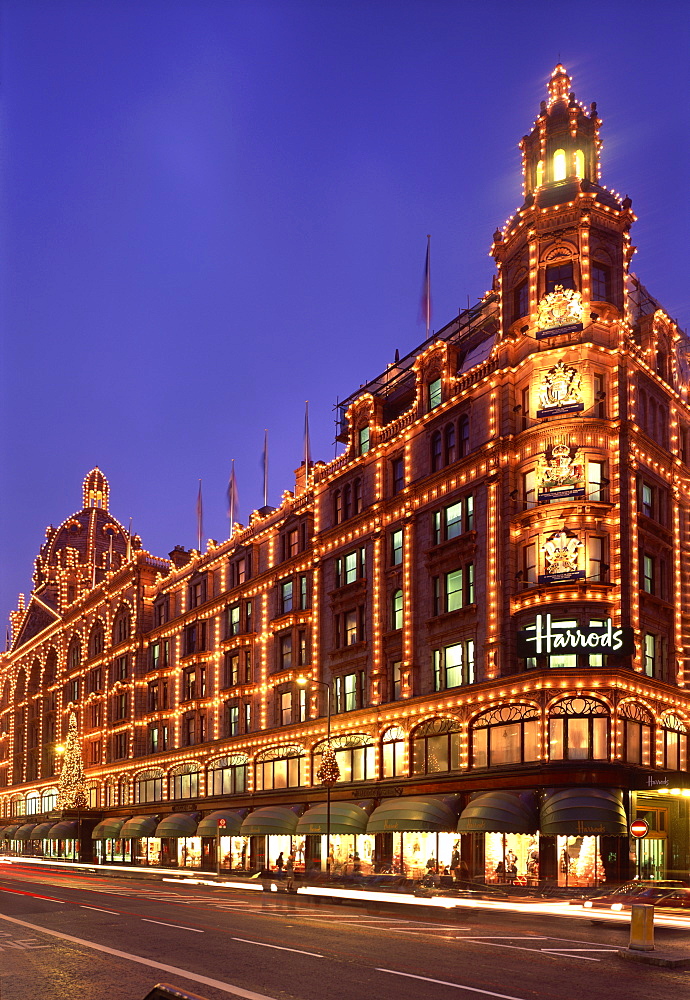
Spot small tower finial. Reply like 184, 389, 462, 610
548, 64, 572, 107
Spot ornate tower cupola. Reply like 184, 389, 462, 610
83, 467, 109, 511
520, 64, 602, 200
492, 65, 636, 341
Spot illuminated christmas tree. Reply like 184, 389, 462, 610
56, 711, 88, 810
316, 744, 340, 785
573, 837, 604, 886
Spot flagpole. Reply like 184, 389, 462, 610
425, 234, 431, 340
197, 479, 203, 551
229, 460, 236, 531
304, 401, 311, 488
126, 518, 133, 562
263, 429, 268, 508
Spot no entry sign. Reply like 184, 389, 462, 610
630, 819, 649, 838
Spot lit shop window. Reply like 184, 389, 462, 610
549, 698, 609, 761
472, 705, 540, 768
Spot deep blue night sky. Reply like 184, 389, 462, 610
1, 0, 689, 623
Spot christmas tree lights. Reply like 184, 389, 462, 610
316, 744, 340, 786
56, 712, 88, 810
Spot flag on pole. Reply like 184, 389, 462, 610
262, 429, 269, 508
304, 401, 312, 484
196, 480, 203, 551
419, 234, 432, 337
227, 461, 239, 529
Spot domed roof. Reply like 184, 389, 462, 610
37, 468, 130, 574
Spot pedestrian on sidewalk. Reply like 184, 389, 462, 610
275, 851, 284, 874
285, 853, 295, 891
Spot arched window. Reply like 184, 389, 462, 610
549, 697, 609, 761
536, 160, 544, 187
445, 424, 457, 465
458, 415, 470, 457
391, 589, 403, 630
26, 791, 40, 815
661, 714, 688, 771
620, 703, 653, 765
381, 726, 405, 778
136, 768, 164, 804
41, 787, 58, 812
574, 149, 585, 178
113, 608, 131, 645
67, 638, 81, 673
471, 705, 540, 768
313, 733, 375, 784
411, 718, 461, 774
353, 478, 363, 515
207, 754, 248, 796
343, 484, 352, 520
553, 148, 567, 182
169, 762, 200, 800
431, 431, 442, 472
255, 744, 305, 791
44, 650, 57, 687
28, 659, 41, 695
89, 623, 104, 658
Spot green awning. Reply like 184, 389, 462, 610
120, 815, 159, 838
366, 796, 458, 833
1, 826, 21, 840
13, 823, 38, 842
155, 813, 199, 838
30, 822, 55, 840
92, 817, 130, 840
540, 787, 627, 836
47, 821, 78, 840
296, 802, 370, 835
457, 792, 538, 834
196, 810, 246, 837
240, 806, 301, 837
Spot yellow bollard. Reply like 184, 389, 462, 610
629, 903, 655, 952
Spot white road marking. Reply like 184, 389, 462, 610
541, 948, 620, 954
0, 912, 282, 1000
142, 919, 204, 933
231, 936, 323, 957
378, 967, 529, 999
80, 906, 118, 914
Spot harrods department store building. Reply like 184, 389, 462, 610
2, 67, 690, 886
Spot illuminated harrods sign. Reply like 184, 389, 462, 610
538, 529, 584, 585
536, 285, 584, 339
536, 361, 583, 418
517, 613, 635, 657
538, 443, 585, 503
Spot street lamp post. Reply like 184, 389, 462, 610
297, 676, 337, 876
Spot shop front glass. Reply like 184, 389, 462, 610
484, 833, 539, 883
178, 836, 202, 868
557, 834, 604, 887
219, 835, 250, 871
135, 837, 161, 866
375, 831, 458, 878
316, 833, 374, 874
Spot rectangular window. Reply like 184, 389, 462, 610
147, 682, 159, 712
183, 667, 196, 701
391, 660, 402, 701
513, 279, 529, 323
227, 604, 240, 637
358, 426, 370, 454
149, 643, 161, 670
336, 547, 366, 587
591, 263, 611, 302
244, 702, 251, 733
644, 634, 656, 677
446, 569, 463, 611
224, 652, 239, 687
446, 502, 463, 539
523, 543, 537, 585
299, 575, 308, 610
244, 650, 252, 683
523, 469, 536, 506
298, 629, 308, 666
392, 457, 404, 494
642, 554, 654, 594
593, 373, 606, 418
280, 635, 292, 670
546, 261, 574, 293
345, 610, 358, 645
587, 460, 606, 502
467, 562, 475, 604
227, 704, 240, 736
428, 378, 442, 410
281, 691, 292, 726
116, 655, 128, 680
281, 580, 293, 614
391, 529, 403, 566
641, 483, 653, 518
433, 640, 475, 690
298, 687, 307, 722
286, 528, 299, 558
